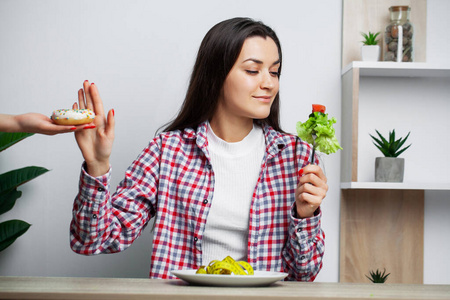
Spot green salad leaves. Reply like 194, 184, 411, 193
296, 109, 342, 155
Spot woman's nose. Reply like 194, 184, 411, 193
260, 71, 275, 89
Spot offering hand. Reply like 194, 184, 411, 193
2, 113, 87, 135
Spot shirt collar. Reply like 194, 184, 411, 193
262, 124, 291, 159
182, 121, 290, 159
181, 122, 209, 154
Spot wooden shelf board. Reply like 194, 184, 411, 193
342, 61, 450, 77
341, 181, 450, 190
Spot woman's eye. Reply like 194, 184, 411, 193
245, 69, 279, 77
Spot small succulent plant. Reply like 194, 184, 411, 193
366, 268, 391, 283
370, 129, 411, 158
361, 31, 381, 45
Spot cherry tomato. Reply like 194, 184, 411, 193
312, 104, 326, 113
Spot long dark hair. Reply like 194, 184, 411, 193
162, 17, 283, 133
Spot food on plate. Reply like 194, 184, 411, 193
51, 109, 95, 125
196, 256, 254, 275
296, 104, 342, 156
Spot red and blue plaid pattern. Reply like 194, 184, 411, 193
70, 122, 325, 281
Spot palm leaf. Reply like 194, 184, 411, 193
373, 143, 390, 157
375, 130, 389, 146
395, 132, 411, 150
0, 219, 31, 252
361, 31, 380, 45
0, 188, 22, 215
394, 144, 412, 158
369, 134, 385, 148
0, 166, 49, 194
370, 130, 411, 157
0, 132, 34, 152
389, 130, 395, 146
366, 268, 390, 283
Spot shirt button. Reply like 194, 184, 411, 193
194, 237, 198, 243
97, 187, 105, 192
277, 144, 285, 149
300, 255, 306, 260
297, 228, 302, 232
93, 214, 97, 219
203, 199, 208, 204
206, 164, 212, 170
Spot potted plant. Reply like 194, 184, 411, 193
361, 31, 381, 61
0, 132, 49, 252
366, 268, 390, 283
370, 129, 411, 182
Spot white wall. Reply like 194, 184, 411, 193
423, 0, 450, 285
0, 0, 342, 281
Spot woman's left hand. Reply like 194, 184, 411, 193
295, 164, 328, 218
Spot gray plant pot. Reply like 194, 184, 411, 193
375, 157, 404, 182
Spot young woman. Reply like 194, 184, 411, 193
70, 17, 327, 281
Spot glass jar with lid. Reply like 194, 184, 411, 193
384, 6, 414, 62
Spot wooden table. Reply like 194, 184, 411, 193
0, 276, 449, 300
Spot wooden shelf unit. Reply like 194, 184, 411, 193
339, 0, 450, 285
339, 62, 450, 284
340, 62, 450, 185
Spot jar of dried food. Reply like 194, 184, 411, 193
384, 6, 414, 62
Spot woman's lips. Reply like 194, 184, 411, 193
253, 96, 272, 103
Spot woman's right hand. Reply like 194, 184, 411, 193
74, 80, 115, 177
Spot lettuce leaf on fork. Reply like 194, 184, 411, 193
296, 106, 342, 155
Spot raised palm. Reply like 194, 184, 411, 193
74, 81, 115, 177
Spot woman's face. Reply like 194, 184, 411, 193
216, 36, 280, 123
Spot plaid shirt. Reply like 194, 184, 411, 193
70, 121, 325, 281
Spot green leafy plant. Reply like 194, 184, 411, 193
370, 129, 411, 158
0, 132, 49, 252
366, 268, 391, 283
361, 31, 381, 45
296, 104, 342, 161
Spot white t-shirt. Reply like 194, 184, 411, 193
202, 122, 266, 264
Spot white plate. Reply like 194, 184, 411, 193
170, 269, 288, 287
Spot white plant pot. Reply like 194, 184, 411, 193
361, 45, 380, 62
375, 157, 404, 182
